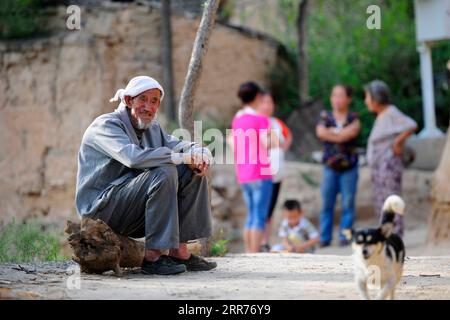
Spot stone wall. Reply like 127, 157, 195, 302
0, 3, 278, 225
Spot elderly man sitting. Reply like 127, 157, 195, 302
75, 76, 216, 275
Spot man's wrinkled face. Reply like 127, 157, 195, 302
126, 89, 161, 129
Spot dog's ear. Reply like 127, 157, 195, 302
380, 223, 394, 238
342, 228, 354, 241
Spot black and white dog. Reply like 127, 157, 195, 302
350, 195, 406, 300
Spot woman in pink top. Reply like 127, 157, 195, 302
231, 82, 273, 253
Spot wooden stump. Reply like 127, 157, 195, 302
427, 129, 450, 244
427, 202, 450, 243
65, 218, 144, 275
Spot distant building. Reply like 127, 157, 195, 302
414, 0, 450, 138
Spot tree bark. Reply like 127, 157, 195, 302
161, 0, 177, 122
178, 0, 220, 136
177, 0, 220, 256
65, 218, 144, 275
428, 129, 450, 244
296, 0, 310, 106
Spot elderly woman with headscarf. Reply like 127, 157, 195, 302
364, 80, 417, 237
75, 75, 216, 275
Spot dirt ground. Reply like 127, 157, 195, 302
0, 252, 449, 300
1, 215, 449, 300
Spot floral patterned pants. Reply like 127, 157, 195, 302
371, 155, 404, 237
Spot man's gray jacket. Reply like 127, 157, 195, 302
75, 104, 197, 216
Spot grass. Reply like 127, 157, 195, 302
210, 229, 231, 257
0, 219, 69, 263
210, 239, 229, 257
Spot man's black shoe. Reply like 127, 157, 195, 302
141, 255, 186, 275
170, 254, 217, 271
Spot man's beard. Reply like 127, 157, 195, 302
136, 117, 151, 130
136, 112, 157, 130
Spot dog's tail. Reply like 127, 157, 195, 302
382, 195, 405, 221
380, 195, 405, 237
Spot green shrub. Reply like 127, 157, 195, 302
210, 239, 229, 257
0, 219, 68, 263
210, 228, 231, 256
0, 0, 50, 39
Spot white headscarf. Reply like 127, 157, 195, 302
110, 76, 165, 108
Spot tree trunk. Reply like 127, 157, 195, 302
296, 0, 310, 106
178, 0, 220, 136
161, 0, 177, 122
65, 218, 144, 275
178, 0, 220, 256
428, 129, 450, 244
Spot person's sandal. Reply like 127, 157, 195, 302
141, 255, 186, 275
260, 243, 271, 252
170, 255, 217, 271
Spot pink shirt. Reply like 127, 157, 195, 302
231, 107, 272, 184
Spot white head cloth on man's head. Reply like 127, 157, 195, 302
109, 76, 165, 108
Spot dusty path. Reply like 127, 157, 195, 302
0, 254, 449, 300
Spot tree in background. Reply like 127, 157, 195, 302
296, 0, 310, 106
261, 0, 450, 147
178, 0, 221, 136
161, 0, 177, 123
178, 0, 221, 256
428, 126, 450, 244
